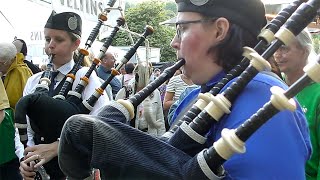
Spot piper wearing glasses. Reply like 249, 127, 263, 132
58, 0, 311, 179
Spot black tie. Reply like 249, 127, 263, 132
48, 71, 59, 95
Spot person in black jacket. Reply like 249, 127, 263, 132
12, 38, 41, 74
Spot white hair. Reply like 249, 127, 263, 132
295, 28, 317, 63
0, 42, 17, 63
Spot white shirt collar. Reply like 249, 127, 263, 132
56, 59, 75, 75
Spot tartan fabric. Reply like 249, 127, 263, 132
58, 104, 222, 180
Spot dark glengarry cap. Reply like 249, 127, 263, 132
175, 0, 267, 37
44, 11, 82, 37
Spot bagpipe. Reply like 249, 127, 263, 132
14, 23, 155, 147
14, 10, 108, 147
116, 58, 185, 121
156, 0, 320, 176
161, 0, 307, 142
164, 0, 312, 155
58, 0, 320, 179
14, 0, 143, 148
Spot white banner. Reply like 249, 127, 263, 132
52, 0, 126, 42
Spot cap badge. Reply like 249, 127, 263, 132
68, 15, 78, 31
190, 0, 209, 6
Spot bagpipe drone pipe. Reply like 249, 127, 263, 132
164, 0, 316, 156
65, 17, 126, 111
14, 0, 118, 147
202, 12, 320, 178
81, 25, 154, 114
86, 52, 184, 129
14, 19, 154, 180
14, 21, 155, 147
54, 0, 119, 101
57, 0, 320, 179
161, 0, 307, 142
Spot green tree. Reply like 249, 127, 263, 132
165, 1, 177, 15
312, 33, 320, 54
111, 0, 176, 62
125, 1, 134, 10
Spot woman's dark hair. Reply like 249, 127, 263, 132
125, 62, 135, 74
208, 22, 258, 72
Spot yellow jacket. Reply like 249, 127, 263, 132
3, 53, 33, 109
0, 80, 9, 110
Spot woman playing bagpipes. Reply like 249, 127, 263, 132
58, 0, 314, 179
19, 11, 109, 179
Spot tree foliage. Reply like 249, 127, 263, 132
312, 33, 320, 54
165, 1, 177, 16
111, 0, 177, 62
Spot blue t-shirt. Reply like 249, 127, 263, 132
97, 66, 121, 97
171, 72, 312, 179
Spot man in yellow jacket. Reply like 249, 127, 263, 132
0, 42, 33, 109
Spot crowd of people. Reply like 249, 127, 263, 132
0, 0, 319, 179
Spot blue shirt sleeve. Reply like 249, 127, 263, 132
206, 73, 311, 179
170, 87, 201, 126
170, 72, 311, 179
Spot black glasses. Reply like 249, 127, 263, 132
175, 18, 217, 40
275, 45, 291, 54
